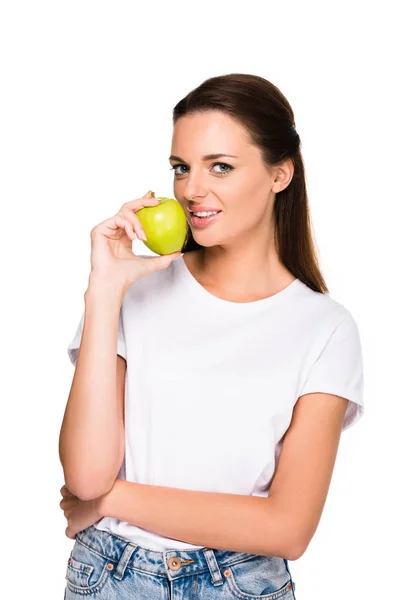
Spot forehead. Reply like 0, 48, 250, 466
171, 111, 251, 150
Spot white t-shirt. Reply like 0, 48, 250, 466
67, 255, 364, 551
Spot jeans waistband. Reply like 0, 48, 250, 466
75, 525, 275, 583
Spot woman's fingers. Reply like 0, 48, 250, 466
118, 207, 147, 241
123, 192, 161, 212
100, 215, 135, 241
114, 215, 136, 240
92, 191, 161, 244
114, 191, 161, 242
124, 190, 160, 209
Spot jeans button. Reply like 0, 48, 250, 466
168, 557, 182, 571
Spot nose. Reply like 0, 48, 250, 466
177, 167, 208, 200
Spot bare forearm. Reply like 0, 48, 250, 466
59, 277, 126, 499
101, 479, 296, 559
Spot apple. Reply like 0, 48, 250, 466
136, 195, 188, 255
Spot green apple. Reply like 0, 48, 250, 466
136, 196, 187, 255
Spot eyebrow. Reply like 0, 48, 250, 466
169, 153, 238, 162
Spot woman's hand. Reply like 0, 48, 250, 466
89, 190, 182, 294
59, 484, 105, 539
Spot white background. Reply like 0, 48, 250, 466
1, 1, 398, 598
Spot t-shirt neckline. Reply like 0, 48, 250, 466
174, 254, 303, 310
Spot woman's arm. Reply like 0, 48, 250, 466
99, 392, 348, 559
59, 277, 127, 500
100, 479, 293, 559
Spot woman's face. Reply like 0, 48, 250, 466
170, 110, 279, 248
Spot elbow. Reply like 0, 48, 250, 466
65, 479, 113, 501
269, 518, 308, 561
285, 540, 307, 561
284, 531, 310, 561
63, 473, 115, 501
77, 489, 109, 502
61, 455, 123, 501
273, 506, 310, 561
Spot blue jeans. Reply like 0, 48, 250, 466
64, 524, 297, 599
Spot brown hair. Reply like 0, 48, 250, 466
172, 73, 328, 294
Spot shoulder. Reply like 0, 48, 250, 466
294, 279, 357, 332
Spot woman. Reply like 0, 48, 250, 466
59, 73, 364, 599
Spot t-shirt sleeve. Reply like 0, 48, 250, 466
67, 306, 127, 367
298, 311, 364, 431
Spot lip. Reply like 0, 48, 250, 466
188, 206, 222, 213
189, 211, 221, 228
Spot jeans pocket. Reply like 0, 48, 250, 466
65, 540, 112, 595
224, 556, 295, 599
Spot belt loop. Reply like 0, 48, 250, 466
113, 542, 137, 581
202, 548, 223, 586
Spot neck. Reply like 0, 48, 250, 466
191, 239, 295, 297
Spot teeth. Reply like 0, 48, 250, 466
193, 211, 218, 217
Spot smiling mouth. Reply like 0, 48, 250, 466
189, 211, 222, 227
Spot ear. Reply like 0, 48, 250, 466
271, 158, 294, 193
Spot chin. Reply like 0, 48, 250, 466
192, 236, 216, 247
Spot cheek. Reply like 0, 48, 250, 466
227, 199, 269, 234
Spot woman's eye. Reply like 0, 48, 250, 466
170, 162, 234, 177
170, 164, 188, 176
213, 163, 232, 174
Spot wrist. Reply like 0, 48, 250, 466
85, 273, 127, 302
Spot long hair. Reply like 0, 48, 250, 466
172, 73, 328, 294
